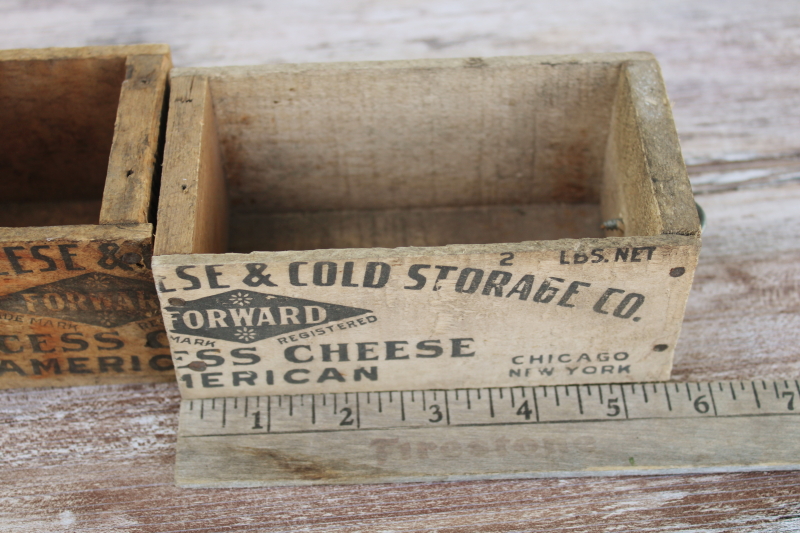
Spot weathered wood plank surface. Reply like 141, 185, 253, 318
1, 0, 799, 530
1, 0, 798, 166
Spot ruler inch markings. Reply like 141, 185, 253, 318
177, 381, 800, 448
184, 411, 800, 440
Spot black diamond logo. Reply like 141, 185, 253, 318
0, 273, 161, 327
165, 290, 373, 344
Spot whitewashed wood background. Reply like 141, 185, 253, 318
1, 1, 799, 531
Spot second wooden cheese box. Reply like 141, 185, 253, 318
0, 45, 173, 388
152, 53, 701, 398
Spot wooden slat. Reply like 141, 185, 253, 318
99, 52, 172, 224
619, 59, 700, 237
2, 3, 797, 165
174, 381, 800, 487
153, 75, 228, 256
0, 44, 170, 61
178, 54, 630, 213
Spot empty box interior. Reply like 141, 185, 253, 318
0, 55, 126, 227
156, 54, 697, 256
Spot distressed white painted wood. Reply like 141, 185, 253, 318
1, 0, 799, 530
1, 1, 799, 166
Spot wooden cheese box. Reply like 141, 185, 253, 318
0, 45, 174, 388
152, 53, 701, 399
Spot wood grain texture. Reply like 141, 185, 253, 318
0, 50, 125, 208
155, 235, 698, 398
173, 380, 800, 487
0, 1, 797, 166
176, 54, 630, 213
1, 1, 799, 530
99, 52, 172, 224
603, 59, 700, 237
2, 382, 800, 530
153, 75, 228, 256
229, 203, 604, 252
673, 182, 800, 382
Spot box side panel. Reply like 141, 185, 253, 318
0, 225, 174, 388
624, 60, 700, 236
100, 52, 172, 224
154, 75, 229, 256
602, 59, 700, 238
175, 417, 800, 487
199, 56, 622, 214
193, 83, 229, 255
154, 235, 698, 398
229, 203, 604, 252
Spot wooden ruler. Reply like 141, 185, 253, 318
176, 379, 800, 487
